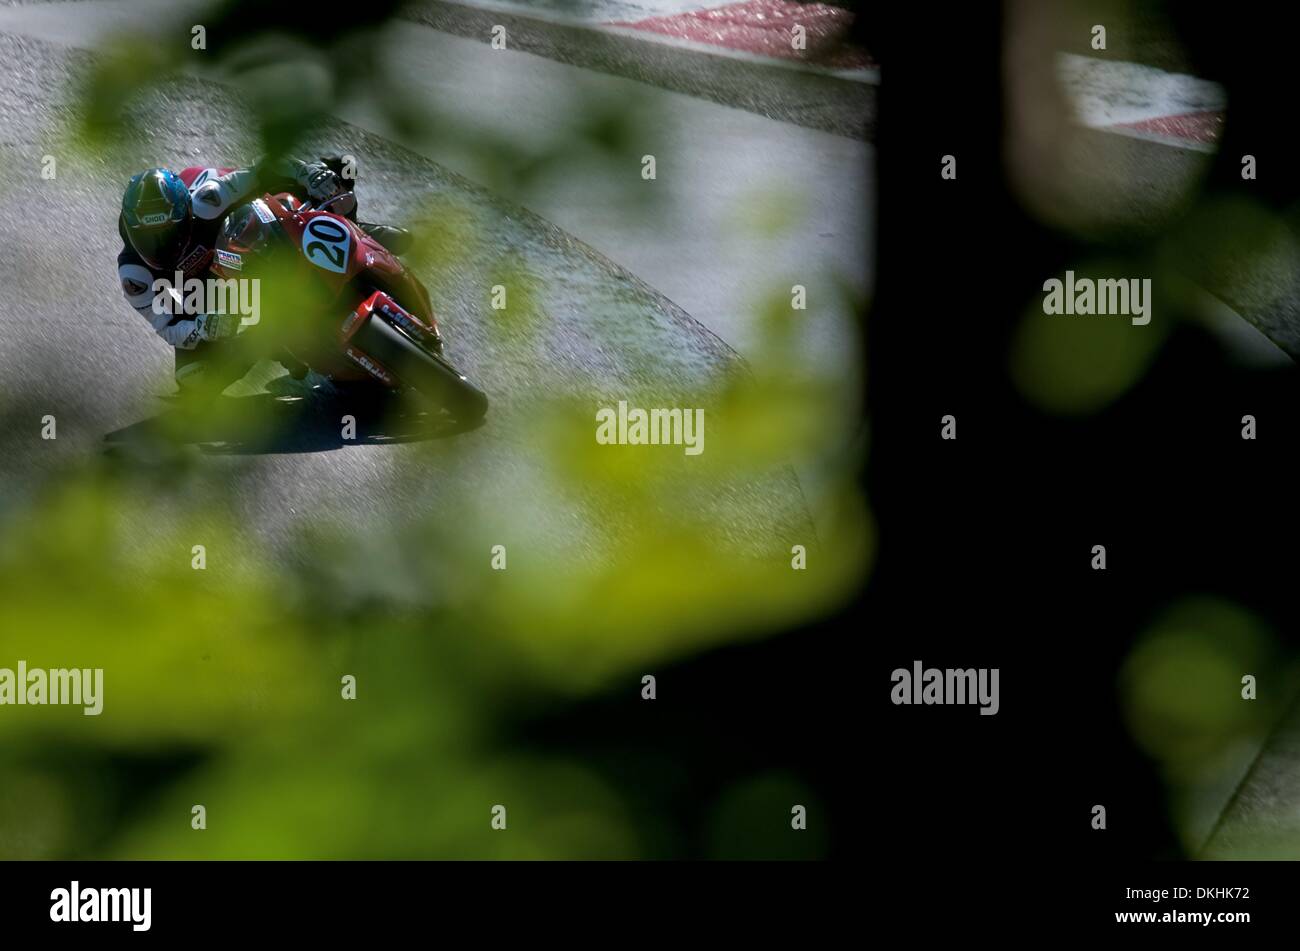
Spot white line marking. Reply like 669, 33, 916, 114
1058, 52, 1224, 126
1057, 53, 1225, 153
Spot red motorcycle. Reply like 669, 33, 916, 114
210, 187, 488, 422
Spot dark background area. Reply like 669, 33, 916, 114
869, 0, 1300, 884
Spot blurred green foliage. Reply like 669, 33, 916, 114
0, 0, 868, 859
1119, 597, 1300, 853
1011, 259, 1169, 415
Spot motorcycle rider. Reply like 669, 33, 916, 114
116, 154, 412, 398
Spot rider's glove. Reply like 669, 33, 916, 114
304, 166, 343, 204
197, 313, 242, 341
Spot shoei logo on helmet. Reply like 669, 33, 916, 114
216, 249, 242, 271
140, 212, 169, 226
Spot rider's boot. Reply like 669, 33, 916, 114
274, 348, 310, 380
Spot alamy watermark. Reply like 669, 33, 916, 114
0, 661, 103, 715
891, 660, 1000, 715
153, 265, 260, 327
50, 882, 150, 931
1042, 270, 1151, 326
596, 400, 704, 456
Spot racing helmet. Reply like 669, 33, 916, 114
121, 168, 193, 270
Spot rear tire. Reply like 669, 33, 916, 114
352, 316, 488, 423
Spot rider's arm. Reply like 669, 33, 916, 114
189, 157, 341, 220
254, 156, 343, 204
117, 245, 206, 349
187, 167, 260, 224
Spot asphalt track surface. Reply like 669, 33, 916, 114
0, 0, 871, 365
0, 0, 857, 567
1202, 691, 1300, 859
402, 0, 878, 138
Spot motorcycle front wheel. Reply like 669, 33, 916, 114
351, 316, 489, 423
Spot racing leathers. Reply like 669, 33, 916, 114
115, 156, 409, 395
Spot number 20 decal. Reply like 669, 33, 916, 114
302, 216, 351, 273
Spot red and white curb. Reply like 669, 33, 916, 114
440, 0, 878, 83
1058, 53, 1225, 153
611, 0, 871, 71
1058, 56, 1278, 364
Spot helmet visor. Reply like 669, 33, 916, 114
125, 203, 192, 270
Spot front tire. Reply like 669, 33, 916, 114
352, 316, 488, 423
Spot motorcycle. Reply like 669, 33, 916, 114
209, 185, 488, 423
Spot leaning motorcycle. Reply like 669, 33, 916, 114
210, 188, 489, 423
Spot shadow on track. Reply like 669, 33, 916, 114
103, 379, 483, 459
